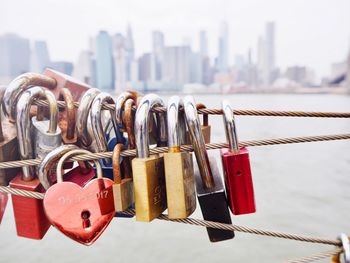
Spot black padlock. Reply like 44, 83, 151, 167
184, 96, 234, 242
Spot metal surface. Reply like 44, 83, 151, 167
90, 93, 117, 163
115, 91, 138, 128
59, 88, 76, 140
135, 94, 165, 158
340, 233, 350, 263
37, 144, 79, 190
222, 100, 239, 153
16, 86, 58, 181
3, 73, 57, 122
184, 96, 214, 189
167, 96, 186, 149
76, 88, 100, 147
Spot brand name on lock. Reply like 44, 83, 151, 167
58, 190, 110, 205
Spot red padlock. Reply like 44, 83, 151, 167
9, 87, 55, 239
43, 68, 91, 102
220, 100, 256, 215
38, 145, 95, 191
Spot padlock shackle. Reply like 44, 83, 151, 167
59, 88, 76, 140
112, 143, 132, 184
135, 94, 166, 158
76, 88, 100, 147
0, 87, 5, 142
115, 91, 138, 129
339, 233, 350, 263
196, 103, 209, 127
16, 86, 58, 181
184, 96, 214, 189
56, 149, 102, 183
222, 100, 240, 153
38, 144, 79, 190
123, 98, 136, 149
3, 73, 57, 122
90, 92, 117, 152
167, 96, 186, 151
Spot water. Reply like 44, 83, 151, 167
1, 94, 350, 262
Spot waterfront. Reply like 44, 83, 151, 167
1, 93, 350, 262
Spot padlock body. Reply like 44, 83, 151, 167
164, 151, 196, 219
32, 117, 62, 160
194, 157, 234, 242
185, 125, 211, 144
132, 155, 167, 222
0, 192, 8, 224
10, 174, 50, 239
112, 178, 134, 212
221, 147, 256, 215
0, 120, 20, 184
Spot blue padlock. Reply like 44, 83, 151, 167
90, 92, 127, 180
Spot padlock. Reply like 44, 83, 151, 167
111, 143, 134, 212
9, 86, 53, 239
44, 68, 91, 101
32, 90, 62, 161
37, 144, 95, 190
184, 103, 211, 144
132, 94, 167, 222
221, 100, 256, 215
76, 88, 100, 150
58, 88, 77, 145
163, 96, 196, 219
0, 87, 20, 223
2, 73, 58, 123
115, 91, 138, 130
184, 95, 234, 242
122, 98, 137, 150
44, 148, 115, 245
90, 92, 126, 180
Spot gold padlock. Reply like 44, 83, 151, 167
164, 96, 196, 219
132, 94, 167, 222
112, 143, 134, 212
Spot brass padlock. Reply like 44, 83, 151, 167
132, 94, 167, 222
164, 96, 196, 219
2, 73, 57, 123
112, 143, 134, 212
76, 88, 100, 150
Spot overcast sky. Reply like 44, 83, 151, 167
0, 0, 349, 77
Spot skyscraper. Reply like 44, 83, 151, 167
257, 22, 277, 86
199, 31, 208, 58
113, 33, 127, 93
152, 31, 164, 81
125, 24, 135, 81
0, 33, 30, 83
95, 31, 114, 91
216, 21, 229, 72
162, 46, 191, 90
30, 40, 51, 73
73, 50, 95, 85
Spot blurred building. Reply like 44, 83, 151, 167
216, 21, 229, 72
125, 24, 134, 82
162, 46, 191, 90
0, 33, 30, 83
73, 50, 95, 86
95, 31, 114, 91
50, 61, 74, 75
152, 31, 165, 81
285, 66, 314, 86
112, 33, 127, 93
30, 40, 51, 73
257, 22, 277, 86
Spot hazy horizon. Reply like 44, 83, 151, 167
0, 0, 349, 78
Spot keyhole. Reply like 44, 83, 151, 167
81, 210, 91, 229
236, 171, 242, 176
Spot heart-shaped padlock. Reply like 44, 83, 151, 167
43, 148, 115, 245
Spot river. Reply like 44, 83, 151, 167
1, 93, 350, 262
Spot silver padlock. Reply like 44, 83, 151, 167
76, 88, 100, 150
31, 89, 62, 160
2, 73, 57, 123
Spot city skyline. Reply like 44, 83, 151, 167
0, 0, 349, 78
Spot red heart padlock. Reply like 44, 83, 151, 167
44, 149, 115, 245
